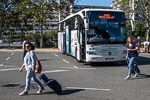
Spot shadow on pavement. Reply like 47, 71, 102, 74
136, 56, 150, 66
38, 89, 84, 95
84, 61, 126, 67
39, 59, 53, 61
138, 74, 150, 79
60, 89, 84, 95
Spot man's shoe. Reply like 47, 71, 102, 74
37, 87, 45, 94
19, 91, 28, 96
124, 76, 131, 80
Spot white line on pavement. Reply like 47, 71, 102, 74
73, 66, 78, 69
76, 68, 96, 69
62, 59, 70, 64
11, 53, 14, 55
0, 64, 3, 67
54, 54, 59, 57
66, 87, 111, 91
0, 68, 18, 71
41, 70, 70, 73
61, 67, 75, 69
6, 57, 10, 60
61, 67, 96, 70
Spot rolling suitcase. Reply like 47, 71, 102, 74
39, 74, 62, 95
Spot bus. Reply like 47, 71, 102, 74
58, 8, 127, 62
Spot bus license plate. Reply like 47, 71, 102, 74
105, 58, 114, 60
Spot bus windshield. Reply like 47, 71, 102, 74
87, 11, 126, 44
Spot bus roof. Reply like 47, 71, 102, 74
59, 8, 124, 23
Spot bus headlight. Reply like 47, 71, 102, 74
89, 47, 95, 50
87, 51, 97, 55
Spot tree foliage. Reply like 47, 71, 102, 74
0, 0, 72, 47
113, 0, 150, 40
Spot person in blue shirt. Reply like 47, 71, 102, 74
124, 36, 139, 80
19, 42, 44, 96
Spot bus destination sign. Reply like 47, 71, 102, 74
99, 14, 115, 19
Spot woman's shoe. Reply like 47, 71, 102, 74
37, 87, 45, 94
19, 90, 28, 96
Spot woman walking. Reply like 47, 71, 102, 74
19, 42, 44, 96
124, 37, 139, 80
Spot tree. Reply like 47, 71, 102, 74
0, 0, 31, 40
15, 0, 70, 48
0, 0, 60, 46
137, 0, 150, 41
113, 0, 150, 40
0, 0, 13, 38
0, 0, 78, 47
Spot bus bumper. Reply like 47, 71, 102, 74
85, 56, 126, 62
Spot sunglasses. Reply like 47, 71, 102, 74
25, 45, 30, 47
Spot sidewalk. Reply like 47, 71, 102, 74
0, 48, 60, 52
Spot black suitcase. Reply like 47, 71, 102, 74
39, 74, 62, 95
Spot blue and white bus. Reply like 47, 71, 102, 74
58, 8, 127, 62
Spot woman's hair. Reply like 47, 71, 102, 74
126, 36, 133, 46
25, 42, 35, 50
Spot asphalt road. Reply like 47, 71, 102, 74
0, 50, 150, 100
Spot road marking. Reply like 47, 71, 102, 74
62, 59, 70, 64
73, 66, 96, 69
76, 68, 96, 69
11, 53, 14, 55
73, 66, 78, 69
61, 67, 96, 70
2, 65, 16, 67
6, 57, 10, 61
0, 64, 3, 67
54, 54, 59, 57
42, 70, 70, 73
0, 68, 18, 71
66, 87, 111, 91
61, 67, 75, 69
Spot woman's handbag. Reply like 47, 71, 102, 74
35, 58, 42, 74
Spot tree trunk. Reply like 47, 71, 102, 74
40, 28, 43, 48
0, 10, 4, 38
146, 23, 150, 41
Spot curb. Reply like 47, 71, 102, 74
0, 48, 60, 52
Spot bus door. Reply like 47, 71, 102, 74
77, 23, 85, 62
81, 23, 85, 61
61, 32, 66, 54
65, 26, 71, 54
